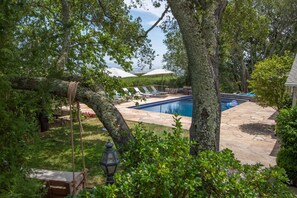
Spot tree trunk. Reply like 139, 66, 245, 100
240, 55, 248, 93
168, 0, 226, 154
38, 99, 49, 132
11, 77, 133, 153
56, 0, 71, 70
39, 111, 49, 132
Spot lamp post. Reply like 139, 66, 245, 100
100, 141, 120, 184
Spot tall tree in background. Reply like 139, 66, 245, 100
162, 0, 297, 93
261, 0, 297, 57
221, 0, 269, 92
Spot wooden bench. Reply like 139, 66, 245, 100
30, 169, 85, 198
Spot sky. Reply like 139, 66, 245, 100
107, 0, 169, 73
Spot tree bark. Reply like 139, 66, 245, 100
240, 52, 248, 93
168, 0, 226, 154
11, 77, 133, 153
57, 0, 71, 70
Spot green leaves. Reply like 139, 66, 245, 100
276, 107, 297, 184
249, 53, 294, 110
78, 115, 294, 197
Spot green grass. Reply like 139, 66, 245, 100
120, 75, 181, 88
26, 118, 188, 186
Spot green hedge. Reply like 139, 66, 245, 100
120, 75, 185, 88
276, 107, 297, 185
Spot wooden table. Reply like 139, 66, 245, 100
30, 169, 85, 198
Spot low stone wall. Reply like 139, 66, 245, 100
221, 93, 256, 102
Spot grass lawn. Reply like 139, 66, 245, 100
26, 118, 188, 186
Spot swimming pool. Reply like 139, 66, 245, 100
130, 96, 246, 117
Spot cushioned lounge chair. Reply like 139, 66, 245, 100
150, 86, 167, 95
122, 88, 134, 99
134, 87, 152, 97
142, 86, 167, 97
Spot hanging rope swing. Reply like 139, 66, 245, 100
29, 82, 87, 197
67, 81, 87, 195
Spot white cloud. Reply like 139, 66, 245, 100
124, 0, 169, 18
147, 20, 158, 26
123, 0, 169, 69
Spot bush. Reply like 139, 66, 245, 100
249, 53, 293, 110
276, 107, 297, 185
121, 75, 183, 88
0, 77, 44, 197
277, 148, 297, 185
276, 107, 297, 149
78, 116, 294, 197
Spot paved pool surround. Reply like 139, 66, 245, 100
81, 94, 277, 167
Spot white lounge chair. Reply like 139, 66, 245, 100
122, 88, 134, 99
142, 86, 167, 97
134, 87, 152, 97
123, 87, 143, 99
150, 86, 167, 95
113, 91, 124, 103
142, 86, 153, 95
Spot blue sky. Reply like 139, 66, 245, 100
107, 1, 169, 72
130, 9, 167, 71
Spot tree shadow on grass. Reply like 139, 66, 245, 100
239, 123, 276, 138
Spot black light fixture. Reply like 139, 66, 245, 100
100, 141, 120, 184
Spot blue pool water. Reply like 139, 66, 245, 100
131, 96, 244, 117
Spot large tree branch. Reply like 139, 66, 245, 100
139, 5, 170, 39
11, 77, 133, 153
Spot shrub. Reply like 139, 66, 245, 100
276, 107, 297, 185
249, 53, 293, 110
276, 107, 297, 149
78, 116, 294, 197
121, 75, 182, 88
277, 148, 297, 185
0, 77, 44, 197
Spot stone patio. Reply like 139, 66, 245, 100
81, 94, 278, 167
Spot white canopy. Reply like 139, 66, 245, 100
106, 68, 136, 78
143, 69, 174, 76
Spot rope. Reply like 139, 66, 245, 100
67, 81, 79, 194
76, 102, 87, 186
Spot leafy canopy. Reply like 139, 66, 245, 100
0, 0, 155, 196
249, 53, 294, 110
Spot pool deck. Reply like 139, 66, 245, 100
81, 94, 278, 167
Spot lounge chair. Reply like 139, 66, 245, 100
113, 91, 124, 103
142, 86, 153, 95
143, 86, 167, 97
134, 87, 152, 97
123, 87, 143, 99
150, 86, 167, 95
122, 88, 134, 99
113, 91, 122, 99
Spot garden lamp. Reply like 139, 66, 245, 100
100, 141, 120, 184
